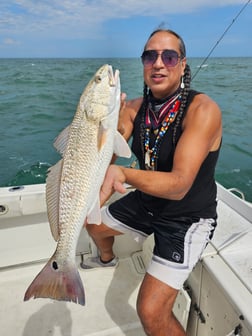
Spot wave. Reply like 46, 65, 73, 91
196, 64, 208, 68
5, 162, 51, 187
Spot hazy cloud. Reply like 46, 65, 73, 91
0, 0, 249, 57
3, 38, 18, 45
0, 0, 247, 37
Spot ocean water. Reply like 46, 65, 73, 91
0, 58, 251, 202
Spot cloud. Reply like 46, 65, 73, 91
0, 0, 249, 57
0, 0, 247, 38
3, 37, 19, 45
1, 37, 21, 49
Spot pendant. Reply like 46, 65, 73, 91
145, 150, 151, 169
145, 150, 154, 170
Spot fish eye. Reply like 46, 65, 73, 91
95, 75, 102, 83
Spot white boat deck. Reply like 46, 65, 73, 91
0, 183, 252, 335
0, 254, 145, 336
0, 184, 147, 335
211, 184, 252, 294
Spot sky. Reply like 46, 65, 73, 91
0, 0, 251, 58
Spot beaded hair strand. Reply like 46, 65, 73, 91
172, 63, 191, 145
139, 83, 149, 158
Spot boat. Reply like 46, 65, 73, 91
0, 181, 251, 336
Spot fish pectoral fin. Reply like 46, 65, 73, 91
46, 159, 63, 241
53, 125, 71, 156
87, 198, 102, 225
114, 131, 132, 158
97, 123, 108, 152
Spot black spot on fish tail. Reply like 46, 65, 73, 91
52, 261, 59, 270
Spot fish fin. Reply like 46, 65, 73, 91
46, 160, 63, 241
97, 123, 108, 151
53, 125, 71, 156
24, 256, 85, 306
87, 198, 101, 224
114, 131, 131, 158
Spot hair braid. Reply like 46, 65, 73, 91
139, 83, 149, 159
172, 64, 191, 145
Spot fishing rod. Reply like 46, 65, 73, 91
192, 0, 251, 80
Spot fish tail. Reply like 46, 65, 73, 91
24, 256, 85, 305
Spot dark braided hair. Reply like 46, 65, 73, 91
139, 83, 149, 157
140, 29, 192, 159
172, 63, 191, 145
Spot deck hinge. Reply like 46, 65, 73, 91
226, 324, 242, 336
234, 324, 242, 335
193, 303, 206, 324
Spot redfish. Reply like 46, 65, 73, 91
24, 64, 131, 305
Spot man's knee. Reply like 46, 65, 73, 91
137, 298, 185, 335
137, 298, 155, 331
136, 274, 181, 334
86, 223, 120, 239
137, 299, 174, 335
86, 223, 103, 238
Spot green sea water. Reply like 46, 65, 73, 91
0, 58, 251, 201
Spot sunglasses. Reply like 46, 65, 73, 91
141, 49, 183, 68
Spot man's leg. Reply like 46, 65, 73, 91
86, 223, 122, 262
137, 273, 186, 336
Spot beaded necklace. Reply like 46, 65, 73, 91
144, 93, 182, 170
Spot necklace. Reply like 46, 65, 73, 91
144, 93, 182, 170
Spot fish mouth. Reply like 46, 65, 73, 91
108, 65, 119, 87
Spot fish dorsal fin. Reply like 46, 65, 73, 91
46, 159, 63, 241
86, 197, 101, 224
114, 131, 131, 158
53, 125, 71, 156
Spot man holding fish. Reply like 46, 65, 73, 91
84, 29, 222, 336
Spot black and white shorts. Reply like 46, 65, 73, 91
101, 190, 217, 289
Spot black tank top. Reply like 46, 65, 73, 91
131, 90, 220, 218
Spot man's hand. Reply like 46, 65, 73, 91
100, 164, 127, 207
